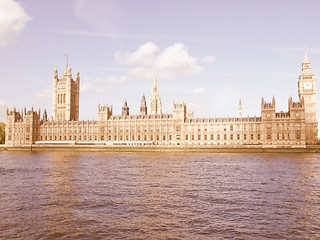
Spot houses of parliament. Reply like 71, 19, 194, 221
5, 52, 318, 147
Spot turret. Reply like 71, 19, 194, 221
288, 96, 293, 110
98, 103, 113, 121
76, 68, 80, 81
66, 65, 72, 78
173, 101, 187, 121
53, 65, 58, 80
140, 94, 147, 115
261, 96, 275, 120
43, 109, 48, 121
272, 95, 275, 108
122, 99, 129, 116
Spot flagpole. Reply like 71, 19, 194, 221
64, 50, 69, 68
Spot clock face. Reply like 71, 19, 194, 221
304, 82, 312, 90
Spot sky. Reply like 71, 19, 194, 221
1, 0, 320, 122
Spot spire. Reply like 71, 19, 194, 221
153, 73, 158, 93
140, 94, 147, 115
238, 98, 243, 117
43, 109, 48, 121
272, 95, 275, 108
76, 67, 80, 79
53, 64, 58, 79
301, 48, 312, 71
148, 73, 162, 115
303, 48, 309, 63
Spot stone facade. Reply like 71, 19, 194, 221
5, 53, 317, 147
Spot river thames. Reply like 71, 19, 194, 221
0, 151, 319, 239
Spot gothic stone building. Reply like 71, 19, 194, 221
5, 52, 318, 147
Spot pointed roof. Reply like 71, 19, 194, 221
148, 73, 162, 115
301, 48, 313, 73
303, 48, 310, 63
152, 73, 158, 93
141, 94, 146, 102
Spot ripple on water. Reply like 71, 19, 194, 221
0, 151, 320, 239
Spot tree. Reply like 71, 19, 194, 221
0, 122, 5, 144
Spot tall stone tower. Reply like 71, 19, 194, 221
238, 98, 243, 117
298, 50, 318, 144
148, 74, 162, 115
52, 65, 80, 121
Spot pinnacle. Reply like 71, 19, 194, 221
303, 48, 310, 63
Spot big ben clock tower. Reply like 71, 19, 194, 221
298, 50, 318, 144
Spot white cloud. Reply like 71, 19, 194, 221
80, 82, 92, 93
202, 55, 216, 63
74, 0, 88, 17
35, 89, 52, 100
115, 42, 159, 66
128, 67, 154, 81
73, 0, 122, 33
114, 42, 203, 80
156, 43, 203, 75
95, 77, 105, 83
96, 88, 107, 94
185, 87, 205, 96
107, 75, 128, 83
188, 103, 202, 111
0, 0, 32, 47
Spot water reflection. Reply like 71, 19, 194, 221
288, 154, 320, 236
41, 153, 82, 238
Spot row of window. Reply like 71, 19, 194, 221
40, 133, 263, 142
265, 123, 302, 130
9, 132, 303, 143
267, 133, 301, 140
41, 124, 264, 132
41, 127, 262, 134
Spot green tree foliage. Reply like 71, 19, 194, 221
0, 122, 5, 144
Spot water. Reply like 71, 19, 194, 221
0, 151, 320, 239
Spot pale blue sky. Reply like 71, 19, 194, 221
1, 0, 320, 121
